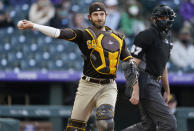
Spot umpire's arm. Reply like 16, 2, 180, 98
162, 66, 170, 103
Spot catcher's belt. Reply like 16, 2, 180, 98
82, 75, 114, 84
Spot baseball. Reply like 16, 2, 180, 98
17, 20, 24, 29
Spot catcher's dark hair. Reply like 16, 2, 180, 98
89, 1, 106, 15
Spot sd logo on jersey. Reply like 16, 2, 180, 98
87, 40, 95, 49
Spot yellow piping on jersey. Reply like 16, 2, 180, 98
122, 55, 133, 61
66, 29, 77, 41
85, 29, 96, 44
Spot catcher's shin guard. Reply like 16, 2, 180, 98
66, 119, 86, 131
95, 104, 114, 131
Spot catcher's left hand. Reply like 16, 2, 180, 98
130, 83, 139, 105
122, 59, 139, 88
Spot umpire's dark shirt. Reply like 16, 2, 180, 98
57, 26, 130, 79
131, 24, 173, 77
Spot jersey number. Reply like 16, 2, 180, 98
131, 45, 142, 55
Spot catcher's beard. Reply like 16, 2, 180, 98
91, 20, 105, 29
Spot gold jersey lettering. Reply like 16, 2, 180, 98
87, 40, 95, 49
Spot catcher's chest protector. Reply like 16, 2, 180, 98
85, 28, 123, 75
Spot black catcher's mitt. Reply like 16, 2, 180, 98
122, 60, 139, 88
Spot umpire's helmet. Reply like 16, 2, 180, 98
152, 5, 176, 32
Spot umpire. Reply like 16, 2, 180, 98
122, 5, 177, 131
18, 2, 139, 131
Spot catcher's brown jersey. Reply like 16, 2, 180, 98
58, 26, 131, 79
